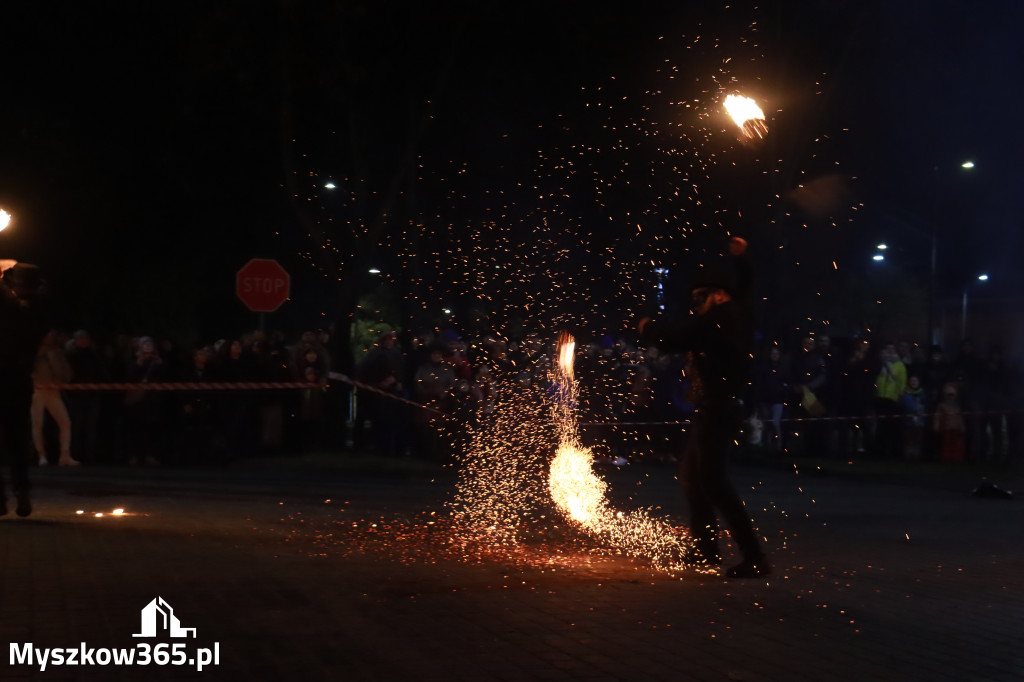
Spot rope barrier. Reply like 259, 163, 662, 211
35, 376, 446, 416
579, 408, 1023, 428
34, 379, 1021, 426
326, 372, 444, 415
36, 381, 318, 391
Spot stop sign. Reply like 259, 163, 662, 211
236, 258, 290, 312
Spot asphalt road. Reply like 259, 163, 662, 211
2, 458, 1021, 681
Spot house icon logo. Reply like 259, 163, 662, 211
133, 597, 197, 638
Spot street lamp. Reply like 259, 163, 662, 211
927, 160, 976, 345
0, 208, 11, 232
961, 274, 989, 340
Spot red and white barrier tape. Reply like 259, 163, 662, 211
37, 375, 444, 416
36, 381, 318, 391
581, 409, 1023, 427
326, 372, 443, 415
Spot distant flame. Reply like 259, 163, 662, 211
556, 330, 575, 383
723, 94, 768, 139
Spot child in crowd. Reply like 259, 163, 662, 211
933, 382, 965, 463
900, 375, 926, 460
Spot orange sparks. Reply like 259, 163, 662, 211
547, 332, 690, 571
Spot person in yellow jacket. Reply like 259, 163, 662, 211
874, 343, 907, 458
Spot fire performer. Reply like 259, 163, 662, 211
0, 262, 51, 517
639, 237, 769, 578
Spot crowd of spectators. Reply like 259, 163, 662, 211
749, 334, 1022, 464
33, 329, 334, 466
353, 329, 1023, 466
28, 324, 1024, 469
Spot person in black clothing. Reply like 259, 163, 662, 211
639, 237, 769, 579
65, 329, 109, 464
837, 341, 876, 456
121, 336, 167, 466
791, 333, 829, 456
355, 331, 406, 456
177, 346, 217, 465
752, 344, 791, 452
0, 263, 51, 517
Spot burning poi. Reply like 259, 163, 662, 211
723, 94, 768, 139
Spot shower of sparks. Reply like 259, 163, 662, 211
723, 94, 767, 139
547, 332, 691, 571
447, 382, 553, 551
281, 4, 853, 575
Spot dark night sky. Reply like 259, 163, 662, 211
1, 1, 1022, 349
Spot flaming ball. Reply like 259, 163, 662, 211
723, 94, 768, 139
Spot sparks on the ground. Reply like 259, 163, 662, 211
547, 332, 692, 572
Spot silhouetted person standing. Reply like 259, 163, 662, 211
0, 263, 51, 516
640, 237, 769, 578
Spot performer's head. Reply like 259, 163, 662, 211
689, 267, 733, 314
690, 286, 731, 314
2, 262, 43, 299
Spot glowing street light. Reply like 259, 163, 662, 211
876, 243, 887, 250
872, 254, 885, 262
324, 181, 337, 190
368, 268, 381, 274
926, 160, 978, 344
0, 208, 11, 232
962, 273, 990, 339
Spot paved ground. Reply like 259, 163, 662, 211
2, 454, 1022, 681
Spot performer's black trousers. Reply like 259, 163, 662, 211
0, 399, 32, 498
680, 402, 763, 561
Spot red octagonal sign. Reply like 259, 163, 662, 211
236, 258, 290, 312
